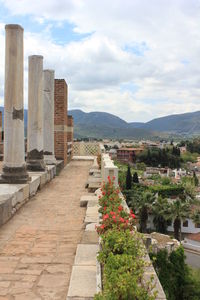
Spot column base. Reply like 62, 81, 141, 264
44, 154, 57, 165
27, 149, 46, 171
0, 165, 30, 184
26, 159, 46, 171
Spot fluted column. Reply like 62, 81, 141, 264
43, 69, 56, 165
1, 24, 29, 183
27, 55, 46, 171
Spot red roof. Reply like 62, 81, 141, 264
118, 148, 144, 151
187, 232, 200, 242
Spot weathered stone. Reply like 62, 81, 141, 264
43, 70, 57, 165
67, 266, 97, 298
1, 24, 28, 184
80, 231, 99, 244
27, 55, 46, 172
74, 244, 98, 266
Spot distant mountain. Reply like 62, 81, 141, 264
141, 111, 200, 134
69, 109, 200, 139
68, 109, 159, 139
1, 106, 200, 139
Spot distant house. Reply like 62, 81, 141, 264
117, 147, 144, 163
179, 146, 187, 154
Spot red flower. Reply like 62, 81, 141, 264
110, 211, 115, 215
103, 214, 109, 220
120, 217, 125, 223
102, 191, 106, 196
130, 213, 136, 219
118, 205, 123, 212
104, 207, 107, 211
98, 196, 101, 199
100, 224, 105, 229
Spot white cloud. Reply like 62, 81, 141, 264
0, 0, 200, 122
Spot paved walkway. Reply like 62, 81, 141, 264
0, 160, 92, 300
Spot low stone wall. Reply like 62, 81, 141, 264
0, 161, 63, 228
73, 142, 101, 156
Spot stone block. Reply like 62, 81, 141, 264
85, 206, 99, 224
81, 231, 99, 244
29, 175, 40, 197
75, 244, 98, 266
85, 223, 97, 232
67, 266, 97, 298
0, 196, 12, 226
80, 195, 98, 207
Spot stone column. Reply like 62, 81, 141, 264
43, 69, 56, 164
1, 24, 29, 183
27, 55, 46, 171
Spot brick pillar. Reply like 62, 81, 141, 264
54, 79, 68, 165
67, 115, 73, 161
0, 111, 2, 143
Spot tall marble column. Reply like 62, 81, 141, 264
43, 70, 56, 165
1, 24, 29, 183
27, 55, 46, 171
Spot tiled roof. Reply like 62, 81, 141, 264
187, 232, 200, 242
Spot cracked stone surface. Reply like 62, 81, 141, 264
0, 160, 92, 300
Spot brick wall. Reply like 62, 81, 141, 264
67, 115, 73, 161
0, 111, 2, 143
54, 79, 68, 165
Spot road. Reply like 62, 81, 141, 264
185, 249, 200, 269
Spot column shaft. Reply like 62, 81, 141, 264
1, 24, 28, 183
43, 70, 56, 164
27, 55, 45, 171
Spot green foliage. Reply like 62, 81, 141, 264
152, 196, 169, 234
136, 162, 147, 171
95, 179, 156, 300
181, 151, 199, 163
185, 139, 200, 154
96, 229, 156, 300
149, 185, 184, 198
126, 165, 132, 190
150, 247, 200, 300
133, 172, 139, 183
137, 148, 182, 168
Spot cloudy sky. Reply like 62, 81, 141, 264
0, 0, 200, 122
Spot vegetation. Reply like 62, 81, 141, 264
126, 165, 132, 190
95, 178, 157, 300
150, 247, 200, 300
137, 147, 182, 168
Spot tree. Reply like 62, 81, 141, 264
151, 246, 200, 300
136, 192, 155, 233
132, 172, 139, 184
152, 196, 169, 233
191, 210, 200, 227
193, 171, 199, 187
167, 200, 190, 241
126, 165, 132, 190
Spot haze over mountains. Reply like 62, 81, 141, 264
69, 109, 200, 139
1, 107, 200, 139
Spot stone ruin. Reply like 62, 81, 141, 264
0, 24, 73, 183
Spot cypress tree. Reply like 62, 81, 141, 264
126, 165, 132, 190
133, 172, 139, 183
193, 171, 199, 187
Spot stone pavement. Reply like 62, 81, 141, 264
0, 160, 92, 300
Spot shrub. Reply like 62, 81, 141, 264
95, 178, 157, 300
